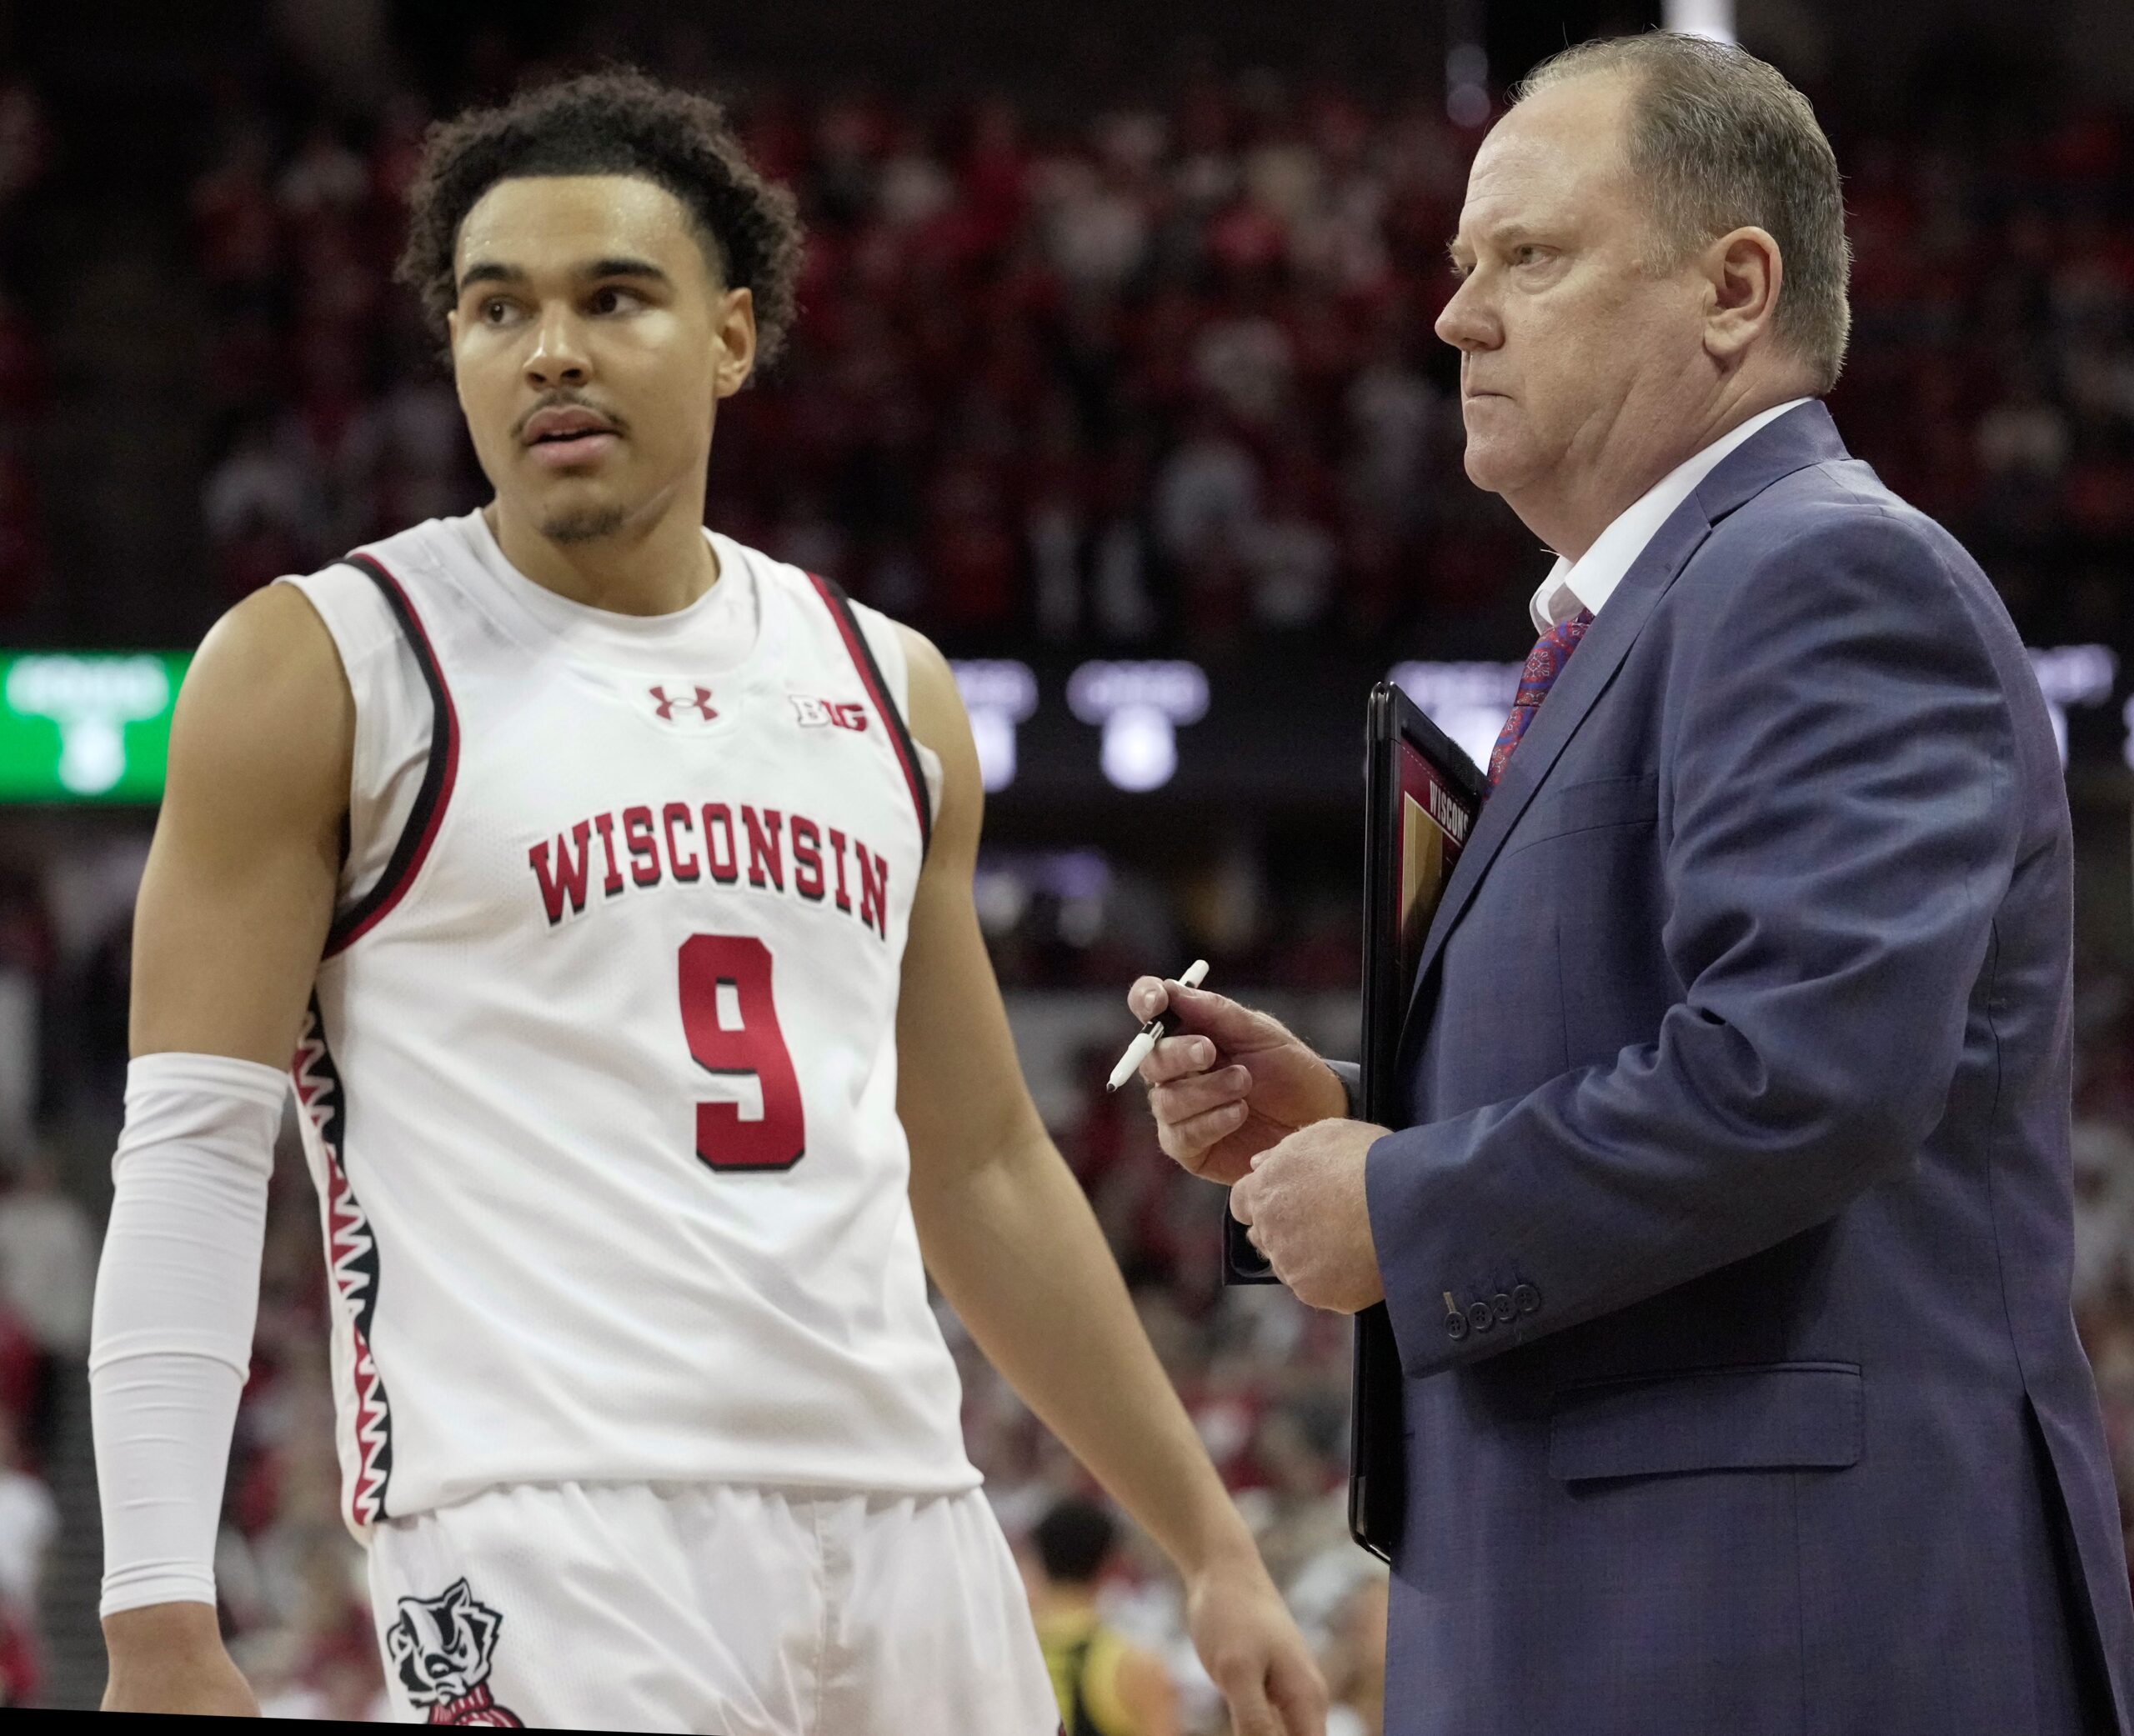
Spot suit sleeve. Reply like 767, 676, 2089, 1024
1364, 512, 2023, 1377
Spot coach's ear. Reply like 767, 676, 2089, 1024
1700, 224, 1782, 365
712, 287, 756, 398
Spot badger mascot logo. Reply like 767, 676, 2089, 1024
386, 1579, 524, 1726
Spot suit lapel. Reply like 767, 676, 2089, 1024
1400, 401, 1850, 1035
1401, 505, 1711, 1023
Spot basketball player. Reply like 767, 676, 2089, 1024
1027, 1496, 1181, 1736
90, 71, 1326, 1734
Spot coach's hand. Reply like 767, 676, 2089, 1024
1185, 1550, 1330, 1736
1130, 978, 1347, 1186
1230, 1118, 1388, 1314
103, 1603, 262, 1716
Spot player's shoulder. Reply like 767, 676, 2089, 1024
885, 617, 954, 709
723, 540, 968, 837
184, 514, 469, 745
278, 512, 487, 663
170, 583, 353, 822
198, 580, 342, 693
716, 532, 944, 706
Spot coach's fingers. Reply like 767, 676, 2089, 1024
1161, 982, 1288, 1050
1139, 1033, 1219, 1086
1149, 1065, 1250, 1126
1128, 974, 1170, 1021
1156, 1099, 1248, 1168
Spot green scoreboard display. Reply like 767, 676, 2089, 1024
0, 653, 189, 803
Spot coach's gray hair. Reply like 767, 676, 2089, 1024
1516, 33, 1852, 392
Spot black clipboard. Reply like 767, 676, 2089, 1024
1348, 682, 1485, 1559
1217, 686, 1486, 1291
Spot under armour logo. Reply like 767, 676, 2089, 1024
649, 685, 719, 723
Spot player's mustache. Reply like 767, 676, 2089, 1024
513, 393, 629, 442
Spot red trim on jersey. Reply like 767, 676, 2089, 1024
290, 996, 394, 1524
323, 553, 462, 956
805, 572, 932, 858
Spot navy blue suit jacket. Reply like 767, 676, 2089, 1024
1362, 403, 2134, 1735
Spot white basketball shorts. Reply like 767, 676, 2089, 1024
364, 1481, 1060, 1732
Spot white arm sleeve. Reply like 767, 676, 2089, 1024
90, 1052, 285, 1618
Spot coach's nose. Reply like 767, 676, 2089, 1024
523, 303, 592, 388
1435, 269, 1501, 358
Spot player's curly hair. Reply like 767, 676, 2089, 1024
394, 68, 804, 368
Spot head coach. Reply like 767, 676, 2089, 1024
1128, 32, 2134, 1736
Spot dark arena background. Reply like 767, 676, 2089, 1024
0, 0, 2129, 1718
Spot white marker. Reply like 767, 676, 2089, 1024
1106, 959, 1210, 1092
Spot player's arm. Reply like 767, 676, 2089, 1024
96, 584, 352, 1717
892, 628, 1327, 1736
128, 585, 349, 1063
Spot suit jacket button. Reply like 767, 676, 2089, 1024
1445, 1311, 1470, 1342
1490, 1291, 1515, 1323
1466, 1300, 1495, 1333
1512, 1283, 1540, 1314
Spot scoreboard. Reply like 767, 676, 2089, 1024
0, 644, 2117, 806
0, 653, 188, 803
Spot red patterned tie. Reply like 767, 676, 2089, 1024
1488, 608, 1594, 788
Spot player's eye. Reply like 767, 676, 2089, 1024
480, 298, 516, 324
589, 286, 644, 316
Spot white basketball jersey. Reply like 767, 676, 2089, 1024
280, 511, 978, 1535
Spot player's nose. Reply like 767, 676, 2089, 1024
523, 307, 592, 386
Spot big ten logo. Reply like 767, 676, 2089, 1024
789, 695, 869, 733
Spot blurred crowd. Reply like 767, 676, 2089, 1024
181, 57, 2134, 658
0, 67, 48, 633
0, 1154, 93, 1708
2070, 983, 2134, 1652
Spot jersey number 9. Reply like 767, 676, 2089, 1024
678, 933, 806, 1172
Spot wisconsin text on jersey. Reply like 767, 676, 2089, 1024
527, 799, 896, 940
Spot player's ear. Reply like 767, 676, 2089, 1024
713, 287, 757, 399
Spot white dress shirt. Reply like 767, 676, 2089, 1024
1528, 398, 1811, 633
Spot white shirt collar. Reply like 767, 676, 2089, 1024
1528, 398, 1811, 634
